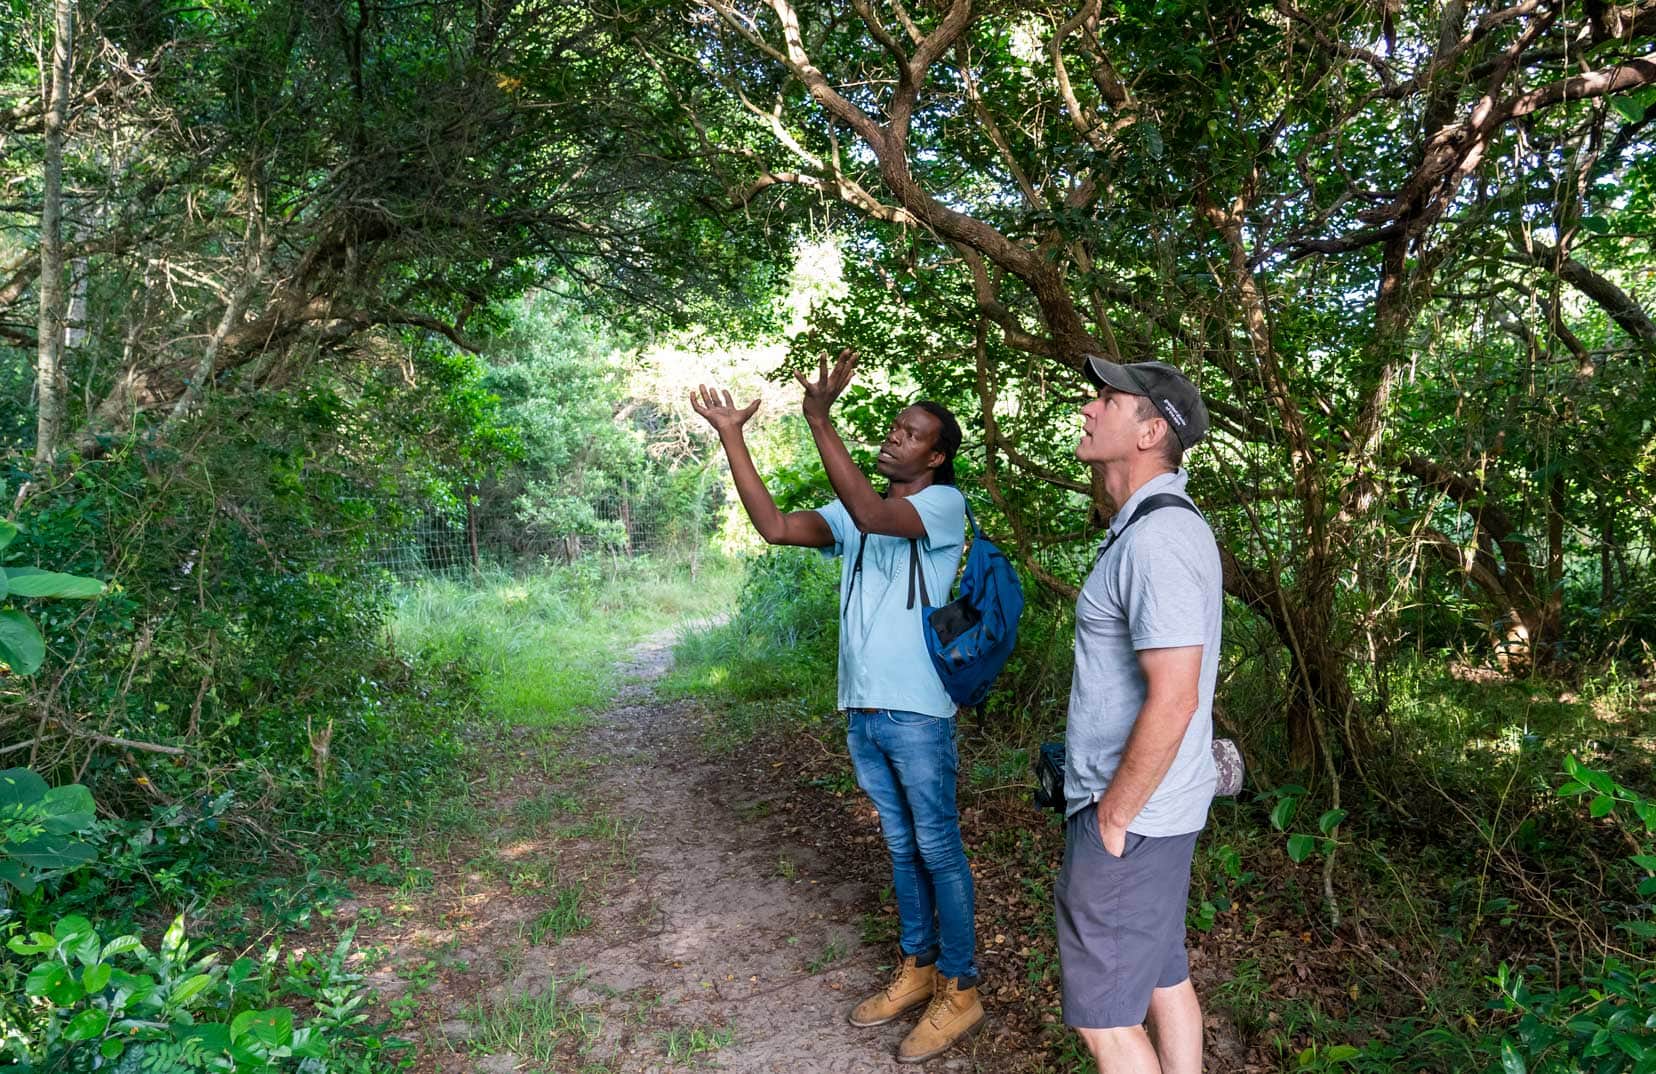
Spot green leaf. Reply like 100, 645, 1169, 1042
3, 568, 105, 599
1578, 215, 1610, 235
1630, 855, 1656, 872
100, 936, 144, 960
0, 609, 45, 675
39, 783, 96, 835
232, 1006, 295, 1047
0, 860, 37, 894
27, 962, 83, 1005
1318, 809, 1347, 835
1270, 797, 1299, 832
1589, 795, 1616, 819
63, 1008, 110, 1041
99, 1037, 126, 1060
1287, 834, 1318, 862
1502, 1037, 1527, 1074
1612, 94, 1653, 123
1557, 781, 1590, 796
53, 915, 95, 944
169, 972, 216, 1009
7, 834, 97, 870
1325, 1044, 1360, 1061
0, 520, 14, 551
0, 767, 49, 809
184, 1022, 232, 1053
83, 963, 112, 994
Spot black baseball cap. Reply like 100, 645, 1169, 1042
1082, 357, 1210, 448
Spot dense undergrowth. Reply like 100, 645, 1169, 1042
0, 522, 737, 1070
664, 547, 1656, 1074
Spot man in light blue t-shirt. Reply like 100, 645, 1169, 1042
691, 348, 983, 1064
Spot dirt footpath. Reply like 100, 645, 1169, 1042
350, 629, 1000, 1074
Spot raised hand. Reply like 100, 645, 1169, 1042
794, 347, 859, 421
690, 384, 761, 434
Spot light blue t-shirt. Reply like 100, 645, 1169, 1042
816, 484, 966, 719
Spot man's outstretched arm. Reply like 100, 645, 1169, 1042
691, 385, 832, 547
798, 349, 926, 539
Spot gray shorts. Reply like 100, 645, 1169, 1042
1055, 804, 1199, 1029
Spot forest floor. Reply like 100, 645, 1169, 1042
327, 628, 1252, 1073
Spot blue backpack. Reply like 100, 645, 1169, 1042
843, 497, 1026, 708
922, 500, 1025, 707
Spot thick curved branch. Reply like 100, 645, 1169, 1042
1519, 239, 1656, 355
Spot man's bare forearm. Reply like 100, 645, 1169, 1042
1097, 693, 1197, 831
717, 426, 786, 542
805, 412, 883, 523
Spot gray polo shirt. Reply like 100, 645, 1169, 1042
1065, 469, 1221, 835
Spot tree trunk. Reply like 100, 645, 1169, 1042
34, 0, 74, 465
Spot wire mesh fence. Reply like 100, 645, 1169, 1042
365, 471, 726, 577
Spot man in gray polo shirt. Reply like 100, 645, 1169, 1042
1059, 357, 1221, 1074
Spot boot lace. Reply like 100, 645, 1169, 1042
922, 978, 957, 1025
883, 958, 917, 998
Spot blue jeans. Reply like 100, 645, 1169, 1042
846, 709, 978, 982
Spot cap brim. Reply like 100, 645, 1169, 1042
1082, 356, 1146, 395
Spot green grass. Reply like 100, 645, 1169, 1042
523, 885, 593, 945
660, 1024, 734, 1064
467, 986, 601, 1064
392, 552, 742, 727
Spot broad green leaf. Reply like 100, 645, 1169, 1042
99, 1037, 125, 1060
83, 963, 112, 993
0, 860, 36, 893
169, 972, 216, 1009
1324, 1044, 1359, 1061
232, 1006, 295, 1047
1317, 809, 1347, 835
27, 962, 82, 1004
53, 914, 95, 943
0, 768, 49, 809
100, 935, 144, 960
39, 783, 96, 835
161, 916, 187, 961
184, 1022, 232, 1053
7, 835, 97, 870
1578, 215, 1610, 235
3, 568, 105, 599
0, 520, 15, 551
1286, 834, 1317, 862
63, 1008, 110, 1041
1589, 795, 1616, 819
0, 609, 45, 674
1270, 797, 1298, 832
1502, 1038, 1527, 1074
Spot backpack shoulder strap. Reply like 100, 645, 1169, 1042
845, 531, 931, 613
1093, 493, 1204, 569
1127, 493, 1202, 528
844, 532, 868, 616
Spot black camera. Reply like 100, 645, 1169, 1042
1033, 741, 1067, 814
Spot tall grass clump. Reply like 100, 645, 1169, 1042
661, 549, 840, 744
393, 552, 742, 727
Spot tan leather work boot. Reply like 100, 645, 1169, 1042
896, 976, 984, 1063
848, 955, 937, 1027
